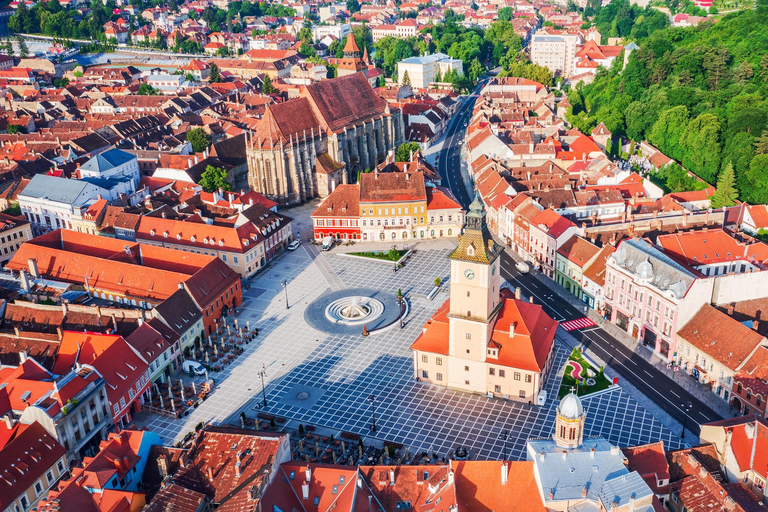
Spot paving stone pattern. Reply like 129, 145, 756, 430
135, 240, 682, 459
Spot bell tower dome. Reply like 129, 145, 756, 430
554, 390, 587, 449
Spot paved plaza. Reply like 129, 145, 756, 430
136, 239, 683, 460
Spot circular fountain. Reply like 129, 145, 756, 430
325, 296, 385, 325
305, 288, 404, 335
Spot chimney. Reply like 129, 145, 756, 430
19, 350, 27, 363
357, 476, 363, 489
235, 460, 242, 477
515, 287, 521, 300
591, 448, 596, 457
509, 321, 517, 337
529, 295, 534, 303
305, 466, 311, 482
753, 320, 759, 331
27, 258, 39, 278
699, 465, 707, 479
582, 486, 587, 497
389, 468, 395, 485
57, 327, 63, 340
158, 455, 168, 478
500, 462, 508, 485
207, 466, 214, 482
301, 482, 310, 500
194, 155, 199, 165
3, 414, 14, 429
548, 490, 554, 500
539, 451, 545, 461
19, 270, 30, 292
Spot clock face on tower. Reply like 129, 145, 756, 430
464, 269, 475, 280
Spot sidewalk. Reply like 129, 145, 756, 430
502, 246, 732, 421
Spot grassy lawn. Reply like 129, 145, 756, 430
558, 347, 612, 399
348, 249, 408, 262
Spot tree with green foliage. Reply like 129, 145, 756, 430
261, 74, 275, 94
199, 165, 231, 193
209, 63, 221, 83
755, 130, 768, 155
3, 40, 12, 56
137, 83, 160, 95
497, 6, 513, 20
53, 77, 69, 87
401, 70, 411, 86
186, 128, 212, 153
395, 142, 420, 162
346, 0, 360, 13
711, 164, 738, 208
743, 154, 768, 204
186, 72, 195, 82
17, 36, 27, 58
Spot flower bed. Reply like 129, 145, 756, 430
558, 347, 612, 398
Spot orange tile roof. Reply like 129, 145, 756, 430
412, 290, 557, 372
677, 304, 765, 372
452, 460, 545, 511
658, 229, 768, 268
623, 442, 670, 494
426, 186, 462, 211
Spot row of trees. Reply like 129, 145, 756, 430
568, 1, 768, 204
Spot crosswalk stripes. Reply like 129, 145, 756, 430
560, 317, 596, 332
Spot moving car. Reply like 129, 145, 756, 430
182, 360, 206, 376
322, 236, 333, 251
288, 240, 301, 251
515, 261, 530, 273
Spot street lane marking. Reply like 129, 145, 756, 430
560, 317, 596, 332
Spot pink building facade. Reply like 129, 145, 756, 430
603, 238, 706, 361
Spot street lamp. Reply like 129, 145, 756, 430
281, 279, 289, 309
258, 365, 268, 409
391, 245, 398, 273
500, 430, 509, 461
369, 394, 377, 432
680, 401, 692, 439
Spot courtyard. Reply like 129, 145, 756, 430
135, 235, 684, 460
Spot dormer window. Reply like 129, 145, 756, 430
467, 243, 476, 257
177, 234, 181, 240
150, 229, 156, 236
163, 231, 168, 238
204, 238, 209, 244
244, 239, 249, 246
219, 240, 224, 246
191, 235, 196, 242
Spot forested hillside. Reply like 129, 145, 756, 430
568, 1, 768, 204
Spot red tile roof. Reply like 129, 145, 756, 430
623, 442, 670, 494
0, 421, 65, 508
412, 289, 557, 372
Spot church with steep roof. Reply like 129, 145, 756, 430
246, 71, 405, 206
410, 194, 558, 403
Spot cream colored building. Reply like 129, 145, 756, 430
410, 194, 558, 404
0, 213, 31, 267
397, 53, 463, 88
530, 32, 581, 78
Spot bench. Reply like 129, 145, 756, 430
341, 431, 360, 442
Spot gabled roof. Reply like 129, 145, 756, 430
0, 421, 65, 508
677, 304, 765, 372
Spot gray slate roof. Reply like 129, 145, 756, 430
80, 148, 136, 174
527, 437, 652, 506
610, 238, 697, 299
19, 174, 92, 204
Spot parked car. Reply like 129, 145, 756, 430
537, 390, 547, 406
515, 261, 530, 273
288, 240, 301, 251
182, 360, 206, 376
322, 236, 333, 251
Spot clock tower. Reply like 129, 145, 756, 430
447, 192, 503, 366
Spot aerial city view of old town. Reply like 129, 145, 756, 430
0, 0, 765, 508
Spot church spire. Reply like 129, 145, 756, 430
449, 191, 501, 264
343, 33, 361, 58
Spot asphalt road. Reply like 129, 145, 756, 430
435, 79, 723, 436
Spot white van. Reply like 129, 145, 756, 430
322, 236, 333, 251
182, 360, 206, 376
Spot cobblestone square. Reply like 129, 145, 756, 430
136, 239, 683, 459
